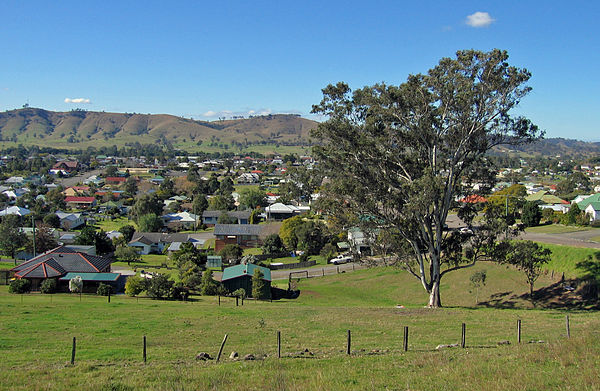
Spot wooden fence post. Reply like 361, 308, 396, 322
236, 296, 239, 307
347, 330, 351, 355
218, 295, 221, 306
277, 330, 281, 358
216, 334, 228, 362
108, 291, 111, 303
143, 335, 147, 363
322, 268, 324, 277
241, 296, 244, 306
517, 319, 521, 343
461, 323, 466, 348
337, 266, 340, 274
565, 315, 570, 338
403, 326, 409, 352
71, 337, 76, 365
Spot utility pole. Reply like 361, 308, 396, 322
32, 215, 36, 257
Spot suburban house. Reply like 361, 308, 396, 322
161, 211, 200, 229
220, 263, 271, 297
2, 188, 29, 202
10, 245, 116, 291
202, 210, 251, 226
526, 190, 570, 212
63, 186, 90, 197
50, 161, 79, 175
128, 232, 201, 255
0, 206, 31, 217
264, 203, 309, 220
55, 211, 85, 230
64, 196, 97, 209
105, 177, 127, 186
213, 224, 264, 252
584, 202, 600, 222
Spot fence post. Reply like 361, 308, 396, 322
565, 315, 570, 338
71, 337, 76, 365
216, 334, 228, 362
403, 326, 409, 352
517, 319, 521, 344
277, 330, 281, 358
461, 323, 466, 348
337, 266, 340, 274
143, 335, 147, 363
322, 268, 324, 277
241, 296, 244, 306
236, 296, 239, 307
108, 291, 111, 303
218, 295, 221, 306
347, 330, 351, 355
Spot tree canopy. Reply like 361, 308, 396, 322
311, 49, 542, 307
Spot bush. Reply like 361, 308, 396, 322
125, 275, 146, 296
40, 278, 57, 294
146, 273, 174, 300
251, 268, 271, 300
320, 243, 337, 262
262, 234, 286, 254
219, 244, 243, 264
521, 201, 542, 227
200, 270, 219, 296
232, 288, 246, 298
170, 282, 189, 301
97, 283, 113, 296
9, 279, 31, 294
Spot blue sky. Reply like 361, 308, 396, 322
1, 1, 598, 140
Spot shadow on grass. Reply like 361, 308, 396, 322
478, 278, 600, 311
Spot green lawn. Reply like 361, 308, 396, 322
94, 216, 137, 232
1, 254, 600, 389
537, 243, 600, 277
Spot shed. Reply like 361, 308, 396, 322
207, 255, 222, 269
221, 264, 271, 297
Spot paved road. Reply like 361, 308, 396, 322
59, 169, 103, 188
519, 231, 600, 249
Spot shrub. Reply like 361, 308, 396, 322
9, 279, 31, 294
146, 273, 174, 300
521, 201, 542, 227
320, 243, 337, 262
125, 275, 146, 296
251, 268, 271, 300
170, 282, 189, 300
97, 283, 113, 296
40, 278, 57, 294
200, 270, 219, 296
232, 288, 246, 298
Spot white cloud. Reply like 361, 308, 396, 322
200, 108, 273, 119
64, 97, 91, 104
465, 12, 495, 27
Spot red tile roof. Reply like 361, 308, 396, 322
65, 196, 96, 203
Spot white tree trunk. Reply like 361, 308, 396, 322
428, 279, 442, 308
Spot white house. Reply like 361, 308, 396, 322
584, 203, 600, 223
55, 211, 85, 230
0, 206, 31, 216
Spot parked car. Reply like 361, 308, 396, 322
329, 254, 352, 265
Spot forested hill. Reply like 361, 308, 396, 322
0, 108, 597, 157
0, 108, 317, 149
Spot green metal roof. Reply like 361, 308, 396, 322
221, 264, 271, 282
59, 272, 121, 282
577, 193, 600, 209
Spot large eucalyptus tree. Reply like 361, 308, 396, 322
312, 49, 542, 307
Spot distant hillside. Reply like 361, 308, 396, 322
1, 108, 598, 157
493, 138, 600, 158
0, 108, 318, 150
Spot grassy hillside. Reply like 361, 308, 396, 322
0, 108, 317, 152
1, 263, 599, 390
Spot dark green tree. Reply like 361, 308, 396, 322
262, 234, 286, 254
74, 226, 115, 255
311, 49, 541, 307
0, 215, 27, 263
249, 209, 261, 224
130, 193, 163, 221
208, 194, 235, 211
146, 273, 174, 300
137, 213, 163, 232
521, 201, 542, 227
200, 269, 220, 295
118, 224, 136, 242
114, 245, 140, 266
238, 188, 267, 209
219, 244, 243, 264
43, 213, 60, 228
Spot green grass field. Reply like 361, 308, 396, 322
537, 243, 600, 277
94, 216, 137, 232
1, 261, 600, 390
